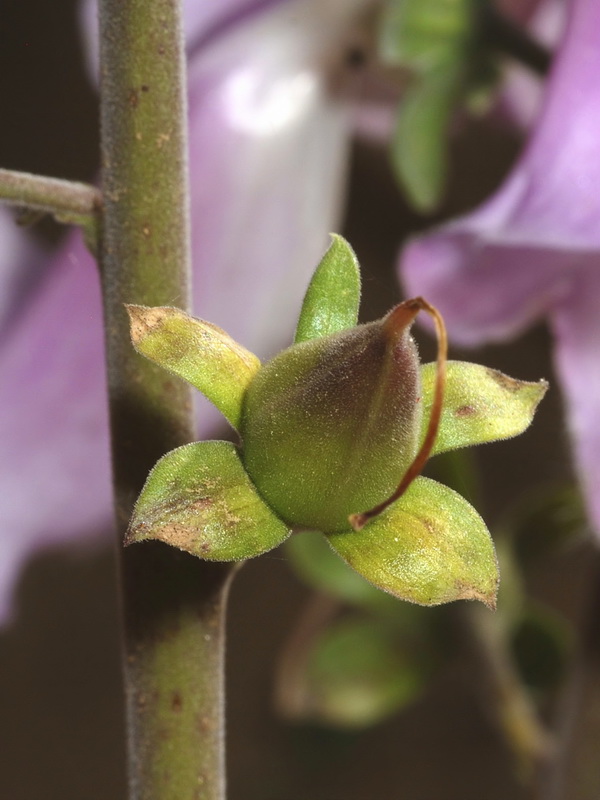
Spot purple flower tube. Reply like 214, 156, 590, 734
0, 0, 368, 623
401, 0, 600, 532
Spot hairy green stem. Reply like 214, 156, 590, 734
461, 604, 554, 782
274, 592, 340, 719
538, 550, 600, 800
0, 168, 100, 242
0, 168, 99, 215
98, 1, 231, 798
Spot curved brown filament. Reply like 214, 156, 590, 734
349, 297, 448, 531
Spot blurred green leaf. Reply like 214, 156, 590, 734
380, 0, 476, 72
304, 617, 430, 728
127, 304, 260, 429
294, 234, 361, 343
127, 440, 290, 560
510, 484, 589, 565
287, 531, 406, 617
511, 604, 572, 693
425, 448, 481, 506
422, 361, 548, 456
379, 0, 498, 210
493, 536, 526, 629
328, 477, 498, 608
391, 65, 461, 212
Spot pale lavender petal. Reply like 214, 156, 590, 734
402, 234, 577, 346
0, 231, 113, 624
550, 268, 600, 531
500, 0, 566, 129
0, 209, 46, 334
2, 0, 363, 624
401, 0, 600, 343
509, 0, 600, 246
185, 0, 289, 48
80, 0, 358, 360
187, 0, 364, 358
79, 0, 290, 83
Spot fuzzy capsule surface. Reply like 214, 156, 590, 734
241, 306, 423, 533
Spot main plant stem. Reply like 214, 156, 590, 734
98, 2, 230, 798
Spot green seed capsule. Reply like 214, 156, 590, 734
241, 304, 423, 533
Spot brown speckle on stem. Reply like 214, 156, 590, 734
171, 691, 183, 713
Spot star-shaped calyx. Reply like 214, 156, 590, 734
126, 235, 547, 609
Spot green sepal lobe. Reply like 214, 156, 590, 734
328, 476, 498, 608
127, 304, 260, 429
421, 361, 548, 455
127, 440, 290, 561
294, 234, 361, 343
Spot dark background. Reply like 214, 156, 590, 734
0, 2, 591, 798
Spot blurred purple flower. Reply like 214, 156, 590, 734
500, 0, 565, 128
0, 225, 113, 622
401, 0, 600, 532
0, 0, 368, 624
